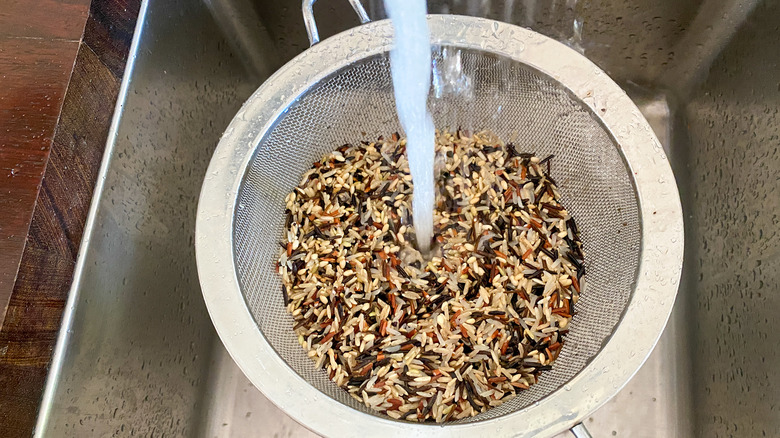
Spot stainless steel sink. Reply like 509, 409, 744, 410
34, 0, 779, 437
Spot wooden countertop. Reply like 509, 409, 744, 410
0, 0, 90, 327
0, 1, 140, 436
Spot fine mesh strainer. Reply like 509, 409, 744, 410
196, 5, 683, 438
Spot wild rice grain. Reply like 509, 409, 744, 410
279, 130, 585, 422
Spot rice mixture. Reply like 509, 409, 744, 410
278, 130, 585, 422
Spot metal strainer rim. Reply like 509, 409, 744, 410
195, 15, 683, 438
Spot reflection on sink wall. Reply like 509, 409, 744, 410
35, 0, 778, 437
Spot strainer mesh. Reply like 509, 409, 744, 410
233, 49, 640, 423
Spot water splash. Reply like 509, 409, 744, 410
522, 0, 536, 27
385, 0, 435, 254
432, 47, 473, 100
503, 0, 516, 24
567, 0, 585, 53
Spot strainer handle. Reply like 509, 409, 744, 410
303, 0, 371, 46
570, 422, 593, 438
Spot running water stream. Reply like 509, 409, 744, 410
384, 0, 435, 255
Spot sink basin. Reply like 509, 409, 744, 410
34, 0, 779, 437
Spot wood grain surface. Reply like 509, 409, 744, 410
0, 43, 121, 437
84, 0, 142, 77
0, 35, 82, 327
0, 0, 90, 40
0, 0, 141, 436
